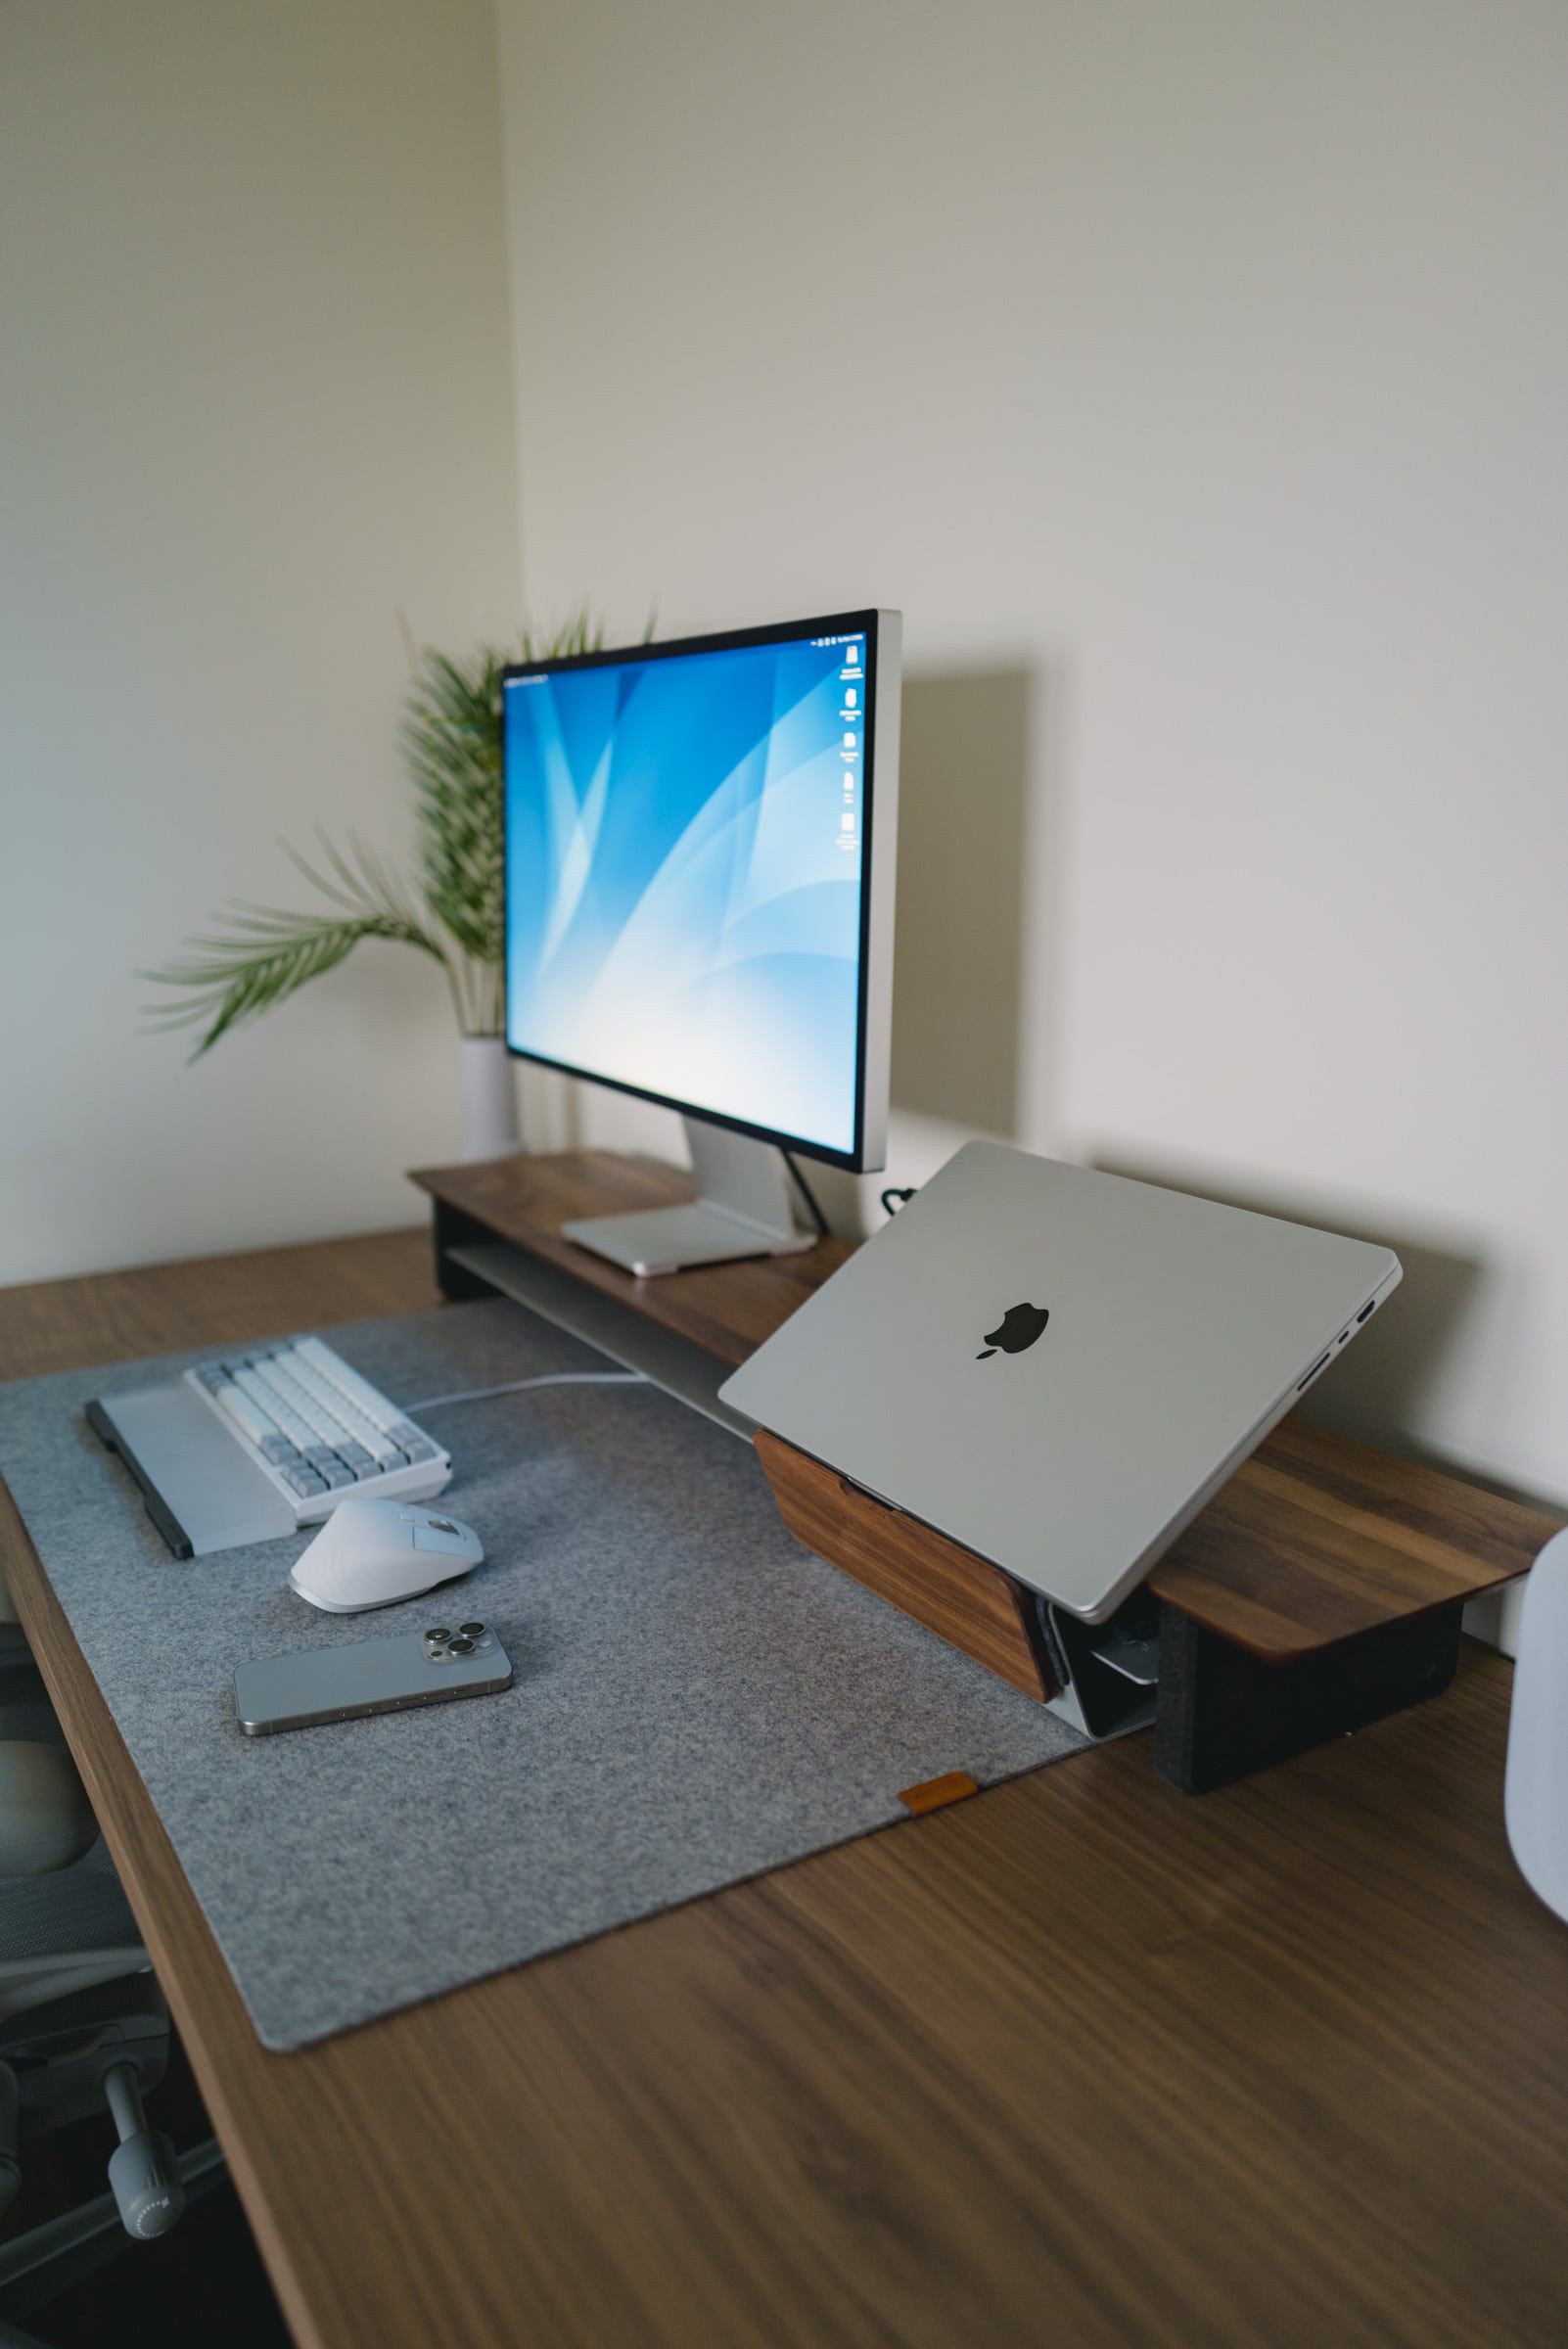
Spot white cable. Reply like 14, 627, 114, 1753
398, 1370, 652, 1414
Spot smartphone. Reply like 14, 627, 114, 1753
234, 1621, 512, 1736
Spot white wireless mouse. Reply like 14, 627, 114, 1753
287, 1497, 484, 1615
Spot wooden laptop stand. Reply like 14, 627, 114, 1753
411, 1151, 1559, 1792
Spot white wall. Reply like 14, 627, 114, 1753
494, 0, 1568, 1517
1, 0, 522, 1284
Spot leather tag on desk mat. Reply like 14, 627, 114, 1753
899, 1771, 980, 1816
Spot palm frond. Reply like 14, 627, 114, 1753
140, 833, 448, 1058
400, 644, 508, 967
398, 610, 646, 987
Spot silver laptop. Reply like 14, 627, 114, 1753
718, 1141, 1401, 1623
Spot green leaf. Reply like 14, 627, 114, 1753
140, 835, 447, 1057
398, 611, 631, 972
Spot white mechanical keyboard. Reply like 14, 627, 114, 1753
185, 1336, 451, 1523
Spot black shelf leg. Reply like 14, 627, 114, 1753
432, 1199, 498, 1303
1154, 1600, 1464, 1794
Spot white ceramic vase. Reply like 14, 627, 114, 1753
459, 1035, 521, 1162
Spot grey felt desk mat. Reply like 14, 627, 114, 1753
0, 1300, 1084, 2050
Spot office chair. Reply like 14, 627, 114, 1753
0, 1577, 188, 2247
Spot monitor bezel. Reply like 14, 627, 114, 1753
499, 606, 892, 1173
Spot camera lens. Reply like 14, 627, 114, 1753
426, 1629, 451, 1644
447, 1635, 475, 1655
458, 1622, 484, 1638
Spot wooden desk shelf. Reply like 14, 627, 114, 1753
412, 1151, 1560, 1791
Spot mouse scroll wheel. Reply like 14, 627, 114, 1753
427, 1518, 459, 1537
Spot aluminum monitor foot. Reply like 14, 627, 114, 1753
563, 1122, 816, 1277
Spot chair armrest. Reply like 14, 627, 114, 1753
0, 1743, 99, 1876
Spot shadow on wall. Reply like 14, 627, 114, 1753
1089, 1150, 1494, 1478
890, 668, 1035, 1136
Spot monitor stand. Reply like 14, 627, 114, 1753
561, 1121, 817, 1278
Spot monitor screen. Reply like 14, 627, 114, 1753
502, 615, 885, 1163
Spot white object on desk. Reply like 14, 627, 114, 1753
288, 1497, 484, 1615
1504, 1526, 1568, 1926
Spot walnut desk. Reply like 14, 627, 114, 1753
2, 1196, 1567, 2347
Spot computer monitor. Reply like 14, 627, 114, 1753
502, 608, 900, 1274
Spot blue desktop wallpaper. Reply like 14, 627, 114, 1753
503, 631, 869, 1155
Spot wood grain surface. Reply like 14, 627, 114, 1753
1149, 1414, 1561, 1654
3, 1222, 1568, 2347
754, 1427, 1057, 1699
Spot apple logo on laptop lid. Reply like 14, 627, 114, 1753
977, 1303, 1049, 1360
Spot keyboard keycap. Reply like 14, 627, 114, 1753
304, 1445, 355, 1489
248, 1359, 334, 1450
295, 1338, 407, 1433
211, 1378, 284, 1451
190, 1341, 445, 1511
279, 1356, 399, 1462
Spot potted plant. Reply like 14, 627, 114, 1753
145, 611, 622, 1159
